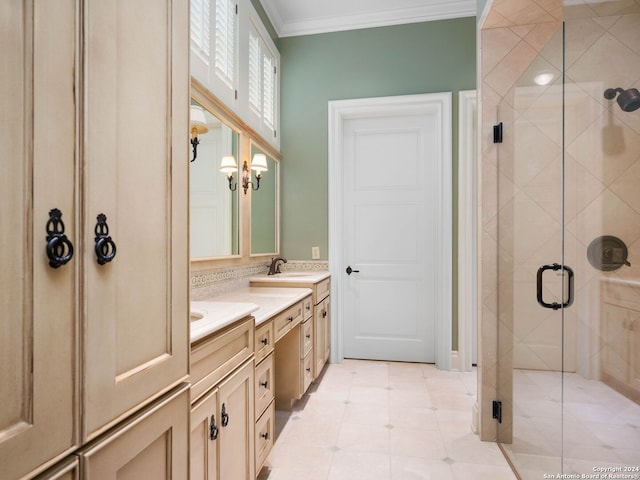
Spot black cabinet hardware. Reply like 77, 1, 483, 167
221, 403, 229, 427
94, 213, 116, 265
209, 415, 218, 440
46, 208, 74, 268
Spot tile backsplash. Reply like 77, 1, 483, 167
190, 260, 329, 300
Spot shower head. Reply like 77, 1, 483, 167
604, 87, 640, 112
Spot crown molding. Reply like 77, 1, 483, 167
261, 0, 476, 38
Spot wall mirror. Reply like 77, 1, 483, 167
250, 143, 279, 256
189, 99, 240, 259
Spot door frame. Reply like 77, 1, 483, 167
458, 89, 478, 371
328, 93, 452, 369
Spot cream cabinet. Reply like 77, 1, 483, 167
78, 385, 189, 480
254, 333, 275, 476
34, 459, 79, 480
190, 317, 256, 480
1, 1, 78, 477
250, 276, 331, 380
600, 280, 640, 404
314, 293, 331, 377
273, 296, 315, 410
0, 0, 189, 477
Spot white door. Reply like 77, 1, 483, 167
329, 93, 452, 365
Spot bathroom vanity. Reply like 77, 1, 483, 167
188, 285, 322, 478
250, 272, 332, 378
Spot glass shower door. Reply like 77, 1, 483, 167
496, 2, 640, 477
495, 32, 567, 475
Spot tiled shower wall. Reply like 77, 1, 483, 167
478, 0, 640, 441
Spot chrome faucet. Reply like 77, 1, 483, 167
268, 257, 287, 275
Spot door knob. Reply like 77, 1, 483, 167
346, 266, 360, 275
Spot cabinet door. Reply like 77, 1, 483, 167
0, 1, 78, 478
78, 384, 189, 480
314, 299, 330, 377
218, 360, 255, 480
82, 0, 190, 439
601, 303, 629, 385
191, 388, 219, 480
323, 297, 331, 363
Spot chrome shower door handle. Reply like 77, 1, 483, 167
536, 263, 574, 310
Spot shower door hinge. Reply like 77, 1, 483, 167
492, 400, 502, 423
493, 122, 503, 143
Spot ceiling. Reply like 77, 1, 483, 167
259, 0, 477, 38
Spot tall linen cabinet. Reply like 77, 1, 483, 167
0, 0, 190, 478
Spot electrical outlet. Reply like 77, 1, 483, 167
311, 246, 320, 259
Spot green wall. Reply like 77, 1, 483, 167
279, 17, 476, 261
278, 18, 476, 349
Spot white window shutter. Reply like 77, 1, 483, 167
248, 29, 262, 116
191, 0, 211, 62
262, 52, 275, 130
214, 0, 236, 88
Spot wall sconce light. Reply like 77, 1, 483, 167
220, 155, 239, 191
189, 105, 208, 163
220, 153, 268, 194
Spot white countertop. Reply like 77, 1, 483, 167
249, 271, 330, 285
189, 286, 312, 343
190, 301, 259, 343
212, 287, 312, 326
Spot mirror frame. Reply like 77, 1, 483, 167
189, 98, 242, 262
190, 78, 282, 270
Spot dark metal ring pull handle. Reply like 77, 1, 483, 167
46, 209, 74, 268
209, 415, 219, 440
536, 263, 574, 310
322, 309, 327, 318
221, 404, 229, 427
261, 338, 269, 345
346, 266, 360, 275
94, 213, 117, 265
260, 381, 268, 388
261, 432, 269, 440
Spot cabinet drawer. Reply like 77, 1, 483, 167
273, 301, 303, 342
255, 353, 275, 418
255, 401, 274, 475
255, 320, 274, 364
303, 295, 313, 320
313, 278, 330, 304
190, 317, 254, 403
301, 319, 313, 358
302, 353, 313, 394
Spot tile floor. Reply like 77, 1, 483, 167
257, 359, 517, 480
503, 369, 640, 479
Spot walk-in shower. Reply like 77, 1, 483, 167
479, 1, 640, 478
604, 87, 640, 113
